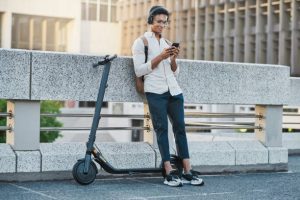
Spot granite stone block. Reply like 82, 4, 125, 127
177, 60, 290, 105
40, 143, 85, 171
0, 144, 16, 173
28, 51, 290, 105
15, 151, 40, 172
0, 49, 30, 99
268, 147, 288, 164
282, 133, 300, 151
188, 141, 235, 166
289, 77, 300, 106
228, 140, 268, 165
31, 52, 143, 102
95, 142, 156, 169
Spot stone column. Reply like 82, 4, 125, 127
279, 0, 290, 66
204, 4, 212, 60
214, 4, 223, 61
1, 12, 12, 48
29, 18, 34, 50
255, 0, 266, 64
41, 19, 47, 51
223, 2, 231, 62
6, 101, 41, 150
291, 0, 300, 76
194, 0, 200, 60
266, 0, 274, 64
244, 0, 252, 63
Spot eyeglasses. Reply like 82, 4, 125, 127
153, 20, 169, 27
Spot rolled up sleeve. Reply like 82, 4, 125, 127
168, 58, 180, 76
173, 64, 179, 76
132, 39, 153, 77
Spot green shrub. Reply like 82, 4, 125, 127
0, 100, 6, 143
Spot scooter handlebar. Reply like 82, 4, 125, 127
93, 54, 117, 67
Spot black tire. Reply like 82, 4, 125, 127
161, 154, 183, 178
72, 159, 98, 185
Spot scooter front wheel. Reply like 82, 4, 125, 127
72, 159, 98, 185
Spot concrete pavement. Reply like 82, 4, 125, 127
1, 156, 300, 200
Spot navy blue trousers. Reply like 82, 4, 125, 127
145, 91, 190, 162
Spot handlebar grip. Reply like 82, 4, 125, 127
93, 54, 118, 67
93, 63, 100, 68
107, 54, 117, 62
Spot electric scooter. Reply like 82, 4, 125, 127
72, 55, 183, 185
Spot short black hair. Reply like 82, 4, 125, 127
147, 6, 169, 24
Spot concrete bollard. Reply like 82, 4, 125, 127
255, 105, 283, 147
6, 100, 40, 150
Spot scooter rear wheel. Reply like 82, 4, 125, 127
72, 159, 98, 185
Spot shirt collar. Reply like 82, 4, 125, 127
144, 31, 162, 38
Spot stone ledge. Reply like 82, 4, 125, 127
268, 147, 288, 164
95, 142, 156, 169
40, 143, 85, 171
0, 144, 16, 173
188, 141, 235, 166
15, 151, 40, 172
282, 133, 300, 155
228, 141, 269, 165
0, 140, 289, 178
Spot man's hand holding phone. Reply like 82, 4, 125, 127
170, 42, 180, 60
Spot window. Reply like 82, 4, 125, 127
81, 2, 87, 20
100, 0, 108, 21
11, 14, 69, 52
33, 18, 42, 50
111, 3, 117, 22
89, 0, 97, 21
81, 0, 118, 22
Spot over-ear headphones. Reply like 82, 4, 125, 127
147, 6, 169, 24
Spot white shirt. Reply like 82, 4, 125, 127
132, 31, 182, 96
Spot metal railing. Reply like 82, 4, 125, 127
40, 113, 149, 118
1, 111, 300, 132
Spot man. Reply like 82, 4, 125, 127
132, 5, 204, 187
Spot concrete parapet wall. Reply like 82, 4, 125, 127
0, 49, 291, 105
0, 141, 288, 177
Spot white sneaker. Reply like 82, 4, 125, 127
181, 170, 204, 186
163, 171, 183, 187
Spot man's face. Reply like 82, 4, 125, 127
151, 14, 168, 34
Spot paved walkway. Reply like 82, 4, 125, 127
1, 156, 300, 200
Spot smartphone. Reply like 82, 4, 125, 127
172, 42, 180, 48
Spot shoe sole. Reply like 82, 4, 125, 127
163, 181, 183, 187
182, 179, 205, 186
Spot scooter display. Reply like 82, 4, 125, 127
72, 55, 183, 185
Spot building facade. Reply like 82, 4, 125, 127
0, 0, 128, 142
0, 0, 121, 54
119, 0, 300, 76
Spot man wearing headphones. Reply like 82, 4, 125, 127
132, 6, 204, 187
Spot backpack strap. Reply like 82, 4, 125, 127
140, 36, 148, 63
164, 38, 172, 46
